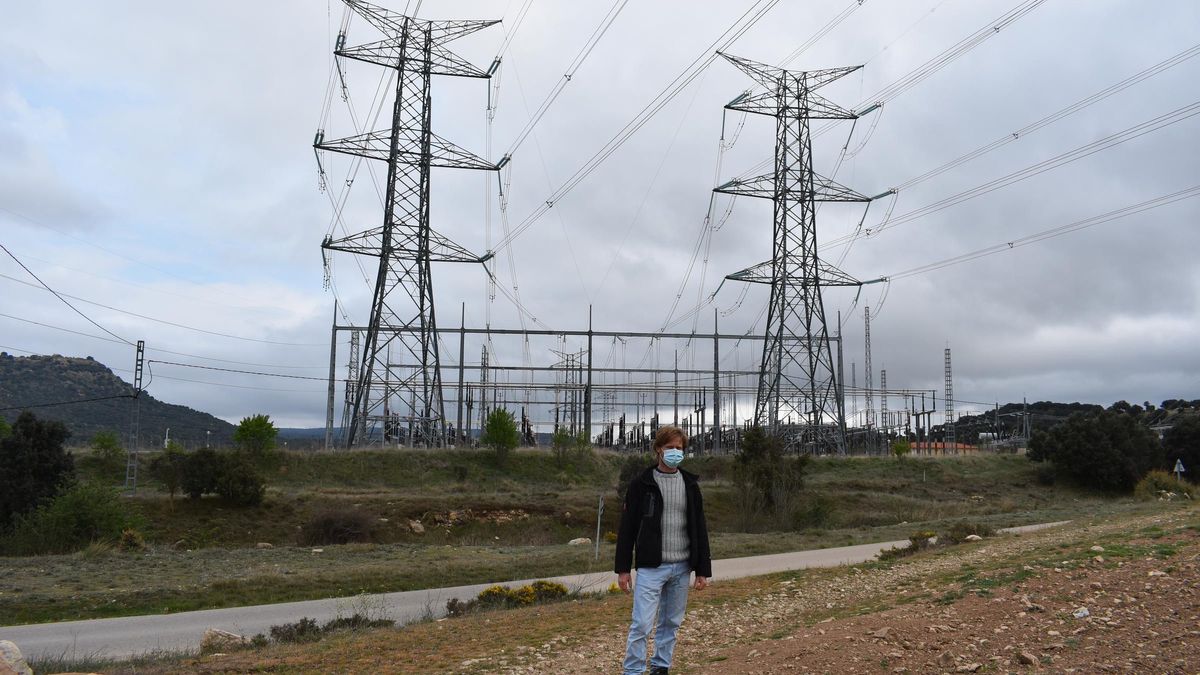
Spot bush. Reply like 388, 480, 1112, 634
1028, 411, 1163, 492
0, 482, 137, 555
216, 458, 266, 506
181, 448, 265, 506
322, 614, 394, 632
733, 425, 809, 531
260, 614, 393, 647
481, 409, 521, 466
0, 411, 75, 529
878, 529, 937, 562
446, 580, 573, 617
118, 528, 146, 552
148, 444, 188, 501
182, 448, 225, 499
1134, 470, 1193, 501
299, 508, 374, 545
1163, 416, 1200, 478
530, 580, 569, 602
944, 521, 996, 544
269, 617, 322, 643
233, 413, 280, 470
891, 438, 912, 459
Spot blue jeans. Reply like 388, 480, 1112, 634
622, 560, 691, 675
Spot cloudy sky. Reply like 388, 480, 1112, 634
3, 0, 1198, 432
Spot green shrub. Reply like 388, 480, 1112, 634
322, 614, 394, 632
215, 458, 265, 506
148, 444, 187, 501
481, 409, 520, 466
446, 580, 574, 617
269, 617, 321, 643
182, 448, 225, 499
0, 482, 137, 555
945, 521, 996, 544
733, 425, 809, 531
180, 448, 265, 506
530, 580, 569, 602
1028, 411, 1163, 492
298, 508, 374, 545
1134, 470, 1192, 501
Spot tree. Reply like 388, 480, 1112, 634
0, 417, 10, 439
891, 438, 912, 460
0, 411, 75, 529
733, 426, 808, 529
481, 408, 520, 466
1028, 411, 1163, 492
1164, 416, 1200, 480
148, 442, 188, 502
233, 414, 280, 469
551, 427, 573, 466
89, 429, 125, 475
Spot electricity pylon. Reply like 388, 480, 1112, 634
715, 53, 870, 454
316, 0, 498, 447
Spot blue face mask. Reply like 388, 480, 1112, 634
662, 448, 684, 468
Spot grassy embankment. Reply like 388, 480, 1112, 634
0, 447, 1154, 625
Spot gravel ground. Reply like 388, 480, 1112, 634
471, 507, 1199, 674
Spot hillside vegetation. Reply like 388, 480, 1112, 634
0, 352, 234, 446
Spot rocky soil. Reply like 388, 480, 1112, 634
477, 508, 1199, 673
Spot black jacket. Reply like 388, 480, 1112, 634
614, 466, 712, 578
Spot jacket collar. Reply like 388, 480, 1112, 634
640, 464, 698, 485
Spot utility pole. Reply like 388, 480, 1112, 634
864, 306, 874, 453
714, 53, 871, 454
124, 340, 145, 495
712, 309, 721, 454
880, 368, 888, 455
944, 347, 956, 453
316, 3, 499, 447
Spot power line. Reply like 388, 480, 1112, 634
0, 312, 327, 370
0, 273, 325, 347
1, 242, 134, 346
490, 0, 782, 253
735, 0, 1050, 182
885, 184, 1200, 280
894, 42, 1200, 192
501, 0, 630, 158
826, 100, 1200, 249
0, 393, 136, 413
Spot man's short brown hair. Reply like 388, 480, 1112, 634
653, 425, 688, 451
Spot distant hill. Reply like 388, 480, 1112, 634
0, 353, 234, 449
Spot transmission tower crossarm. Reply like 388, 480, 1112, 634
316, 128, 498, 170
323, 225, 489, 263
728, 90, 857, 120
726, 259, 860, 287
714, 172, 869, 202
337, 40, 493, 78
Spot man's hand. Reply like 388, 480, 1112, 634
618, 572, 632, 593
693, 576, 709, 591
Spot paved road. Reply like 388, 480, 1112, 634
0, 521, 1068, 661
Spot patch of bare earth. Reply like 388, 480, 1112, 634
498, 508, 1199, 674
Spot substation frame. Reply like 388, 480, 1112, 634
324, 308, 854, 453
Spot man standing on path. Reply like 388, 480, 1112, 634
615, 425, 712, 675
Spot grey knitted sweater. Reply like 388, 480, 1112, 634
653, 468, 690, 563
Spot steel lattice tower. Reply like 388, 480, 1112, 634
316, 1, 498, 447
864, 305, 874, 437
944, 346, 956, 452
715, 53, 870, 454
